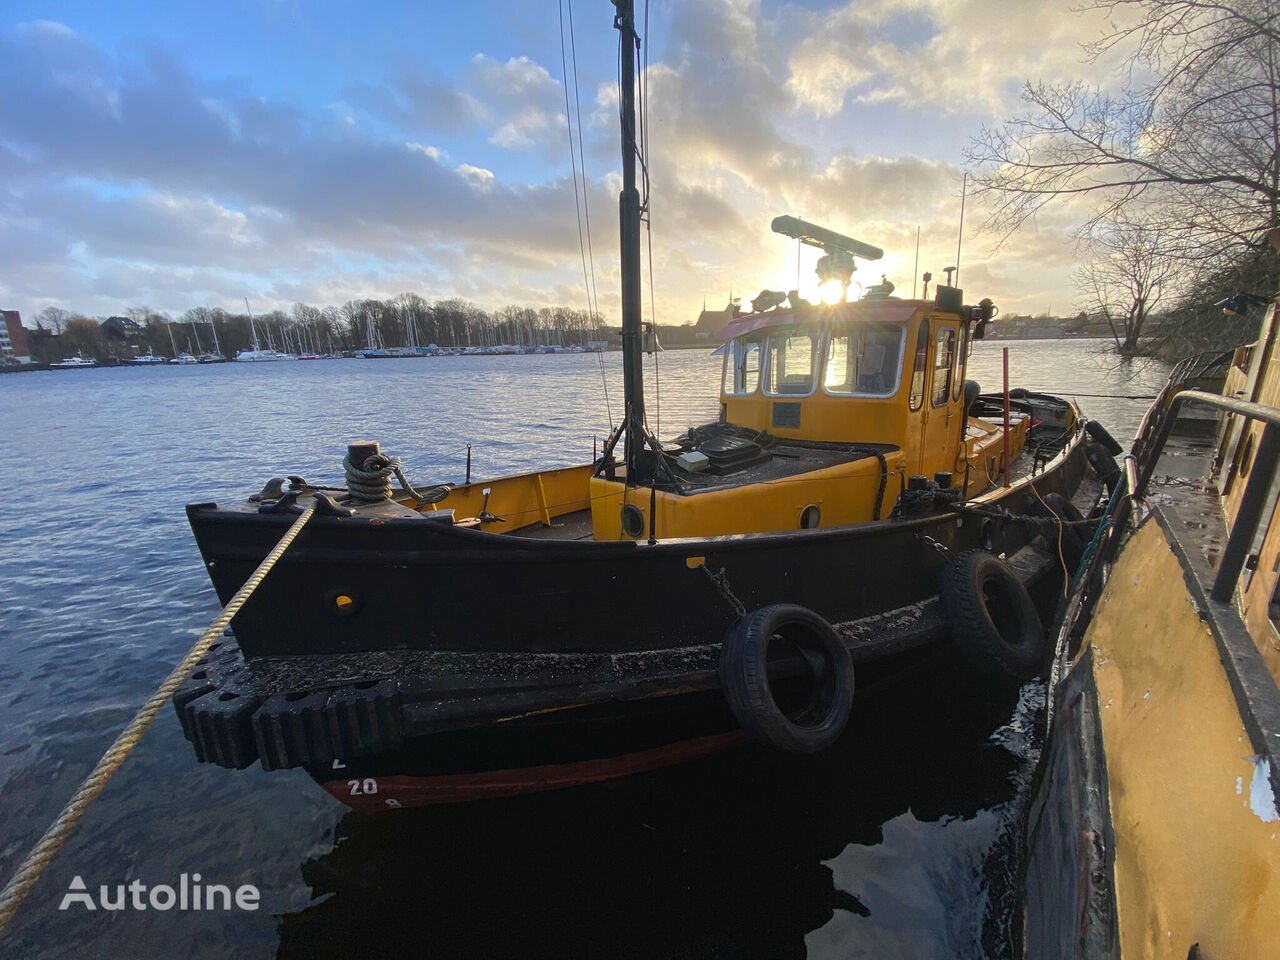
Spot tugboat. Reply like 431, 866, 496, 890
175, 0, 1118, 809
1023, 254, 1280, 958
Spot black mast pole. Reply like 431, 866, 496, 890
614, 0, 645, 475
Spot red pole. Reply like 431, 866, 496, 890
1002, 348, 1011, 487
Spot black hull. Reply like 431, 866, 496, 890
187, 438, 1088, 659
174, 432, 1093, 804
303, 645, 961, 811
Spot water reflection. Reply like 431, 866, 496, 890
278, 651, 1029, 960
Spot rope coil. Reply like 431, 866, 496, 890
342, 453, 449, 505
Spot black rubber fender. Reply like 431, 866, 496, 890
719, 604, 854, 754
1084, 420, 1123, 456
1042, 492, 1083, 523
940, 550, 1049, 682
1085, 441, 1122, 491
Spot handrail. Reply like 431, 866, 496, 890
1133, 388, 1280, 602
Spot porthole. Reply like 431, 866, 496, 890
800, 505, 821, 529
620, 503, 646, 538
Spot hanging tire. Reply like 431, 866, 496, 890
1042, 492, 1083, 523
1085, 420, 1123, 456
940, 550, 1049, 682
719, 604, 854, 754
1086, 441, 1121, 490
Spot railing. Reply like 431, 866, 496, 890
1133, 388, 1280, 602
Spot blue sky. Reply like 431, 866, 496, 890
0, 0, 1121, 325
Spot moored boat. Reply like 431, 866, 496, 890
1023, 248, 1280, 957
48, 353, 96, 369
126, 350, 168, 365
175, 2, 1120, 810
233, 347, 288, 362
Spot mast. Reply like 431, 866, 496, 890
615, 0, 646, 471
245, 298, 260, 350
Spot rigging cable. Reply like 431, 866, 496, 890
567, 0, 601, 325
559, 0, 612, 428
639, 0, 661, 437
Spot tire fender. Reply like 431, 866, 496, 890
1085, 441, 1122, 491
719, 604, 854, 754
1084, 420, 1124, 456
940, 550, 1049, 682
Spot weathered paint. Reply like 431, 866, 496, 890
1084, 518, 1280, 957
1203, 300, 1280, 692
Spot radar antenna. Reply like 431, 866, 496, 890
771, 216, 883, 301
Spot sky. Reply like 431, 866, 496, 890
0, 0, 1130, 326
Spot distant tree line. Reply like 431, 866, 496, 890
24, 292, 714, 363
25, 296, 615, 362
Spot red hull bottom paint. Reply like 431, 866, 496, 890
319, 730, 749, 812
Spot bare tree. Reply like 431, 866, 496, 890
35, 306, 71, 334
1076, 215, 1180, 353
967, 0, 1280, 275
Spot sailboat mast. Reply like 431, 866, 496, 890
245, 298, 260, 349
615, 0, 646, 469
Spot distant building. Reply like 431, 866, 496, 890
982, 313, 1115, 340
101, 315, 146, 356
0, 310, 31, 362
694, 298, 742, 340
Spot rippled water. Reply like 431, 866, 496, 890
0, 340, 1168, 958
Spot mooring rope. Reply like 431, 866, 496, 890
1054, 392, 1157, 400
342, 452, 449, 505
0, 498, 321, 937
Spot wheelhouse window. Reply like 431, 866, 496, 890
932, 328, 956, 407
909, 319, 930, 411
824, 322, 905, 397
722, 338, 761, 396
764, 332, 818, 396
952, 323, 968, 402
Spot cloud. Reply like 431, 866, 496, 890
346, 76, 482, 134
0, 3, 1114, 322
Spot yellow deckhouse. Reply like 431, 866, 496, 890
589, 286, 1027, 541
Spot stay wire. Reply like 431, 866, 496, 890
559, 0, 611, 427
568, 0, 601, 325
639, 0, 660, 437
